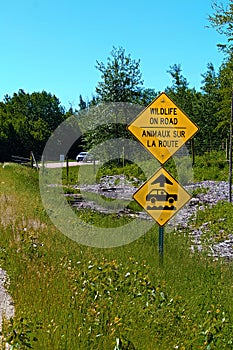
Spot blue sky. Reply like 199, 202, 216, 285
0, 0, 229, 110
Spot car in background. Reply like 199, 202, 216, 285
76, 152, 89, 162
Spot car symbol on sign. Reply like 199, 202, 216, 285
146, 189, 177, 205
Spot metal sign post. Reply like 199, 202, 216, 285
159, 226, 164, 265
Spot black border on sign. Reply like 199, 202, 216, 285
132, 167, 191, 227
126, 91, 199, 165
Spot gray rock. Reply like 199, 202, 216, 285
0, 268, 14, 335
72, 177, 233, 260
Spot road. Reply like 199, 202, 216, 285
41, 161, 95, 168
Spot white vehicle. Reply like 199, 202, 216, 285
76, 152, 89, 162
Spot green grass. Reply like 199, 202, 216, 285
193, 150, 229, 182
0, 163, 233, 349
193, 200, 233, 245
47, 150, 229, 187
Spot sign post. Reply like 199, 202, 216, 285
229, 91, 233, 203
159, 226, 164, 264
127, 92, 199, 263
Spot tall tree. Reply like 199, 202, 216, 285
208, 0, 233, 147
78, 47, 146, 158
165, 64, 199, 121
208, 0, 233, 56
215, 59, 233, 135
199, 62, 221, 150
165, 64, 206, 154
95, 46, 144, 103
78, 95, 87, 110
165, 64, 189, 108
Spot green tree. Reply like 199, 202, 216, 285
0, 90, 66, 161
78, 47, 147, 157
165, 64, 190, 110
95, 46, 144, 103
215, 59, 233, 136
208, 0, 233, 55
165, 64, 200, 123
140, 88, 158, 106
208, 1, 233, 147
165, 64, 205, 154
199, 62, 221, 150
78, 95, 87, 110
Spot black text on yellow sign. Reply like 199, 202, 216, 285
127, 92, 199, 164
133, 168, 191, 226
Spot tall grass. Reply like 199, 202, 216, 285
0, 163, 232, 349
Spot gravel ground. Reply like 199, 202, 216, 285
177, 180, 233, 260
76, 176, 233, 260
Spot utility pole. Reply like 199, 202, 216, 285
229, 90, 233, 202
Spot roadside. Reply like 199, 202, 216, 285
0, 269, 14, 329
0, 268, 14, 349
40, 161, 89, 168
66, 175, 233, 260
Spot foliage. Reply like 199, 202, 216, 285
1, 44, 232, 162
208, 0, 233, 55
215, 60, 233, 136
1, 4, 233, 349
165, 64, 195, 117
96, 159, 146, 183
165, 65, 213, 154
207, 1, 233, 145
1, 317, 40, 349
78, 47, 159, 153
95, 46, 144, 103
193, 150, 229, 181
198, 62, 222, 149
1, 164, 233, 349
0, 90, 66, 161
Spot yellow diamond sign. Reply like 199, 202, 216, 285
127, 92, 199, 164
133, 168, 191, 226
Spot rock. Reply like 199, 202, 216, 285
70, 177, 233, 260
189, 198, 199, 206
0, 268, 14, 332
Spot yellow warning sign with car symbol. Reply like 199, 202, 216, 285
133, 168, 191, 226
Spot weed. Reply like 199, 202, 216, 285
192, 186, 210, 197
0, 164, 233, 349
0, 317, 40, 349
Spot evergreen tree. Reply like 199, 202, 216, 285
165, 64, 199, 123
165, 64, 190, 110
208, 0, 233, 148
215, 59, 233, 137
208, 0, 233, 56
199, 63, 221, 150
78, 95, 87, 110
